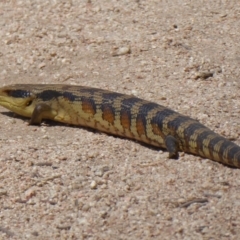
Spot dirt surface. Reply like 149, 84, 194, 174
0, 1, 240, 239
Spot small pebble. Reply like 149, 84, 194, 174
38, 62, 46, 69
90, 180, 97, 189
112, 46, 131, 56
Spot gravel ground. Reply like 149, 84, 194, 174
0, 1, 240, 239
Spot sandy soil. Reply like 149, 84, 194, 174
0, 0, 240, 239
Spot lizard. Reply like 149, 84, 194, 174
0, 84, 239, 168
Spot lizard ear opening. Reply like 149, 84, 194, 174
25, 100, 33, 106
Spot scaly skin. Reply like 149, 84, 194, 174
0, 84, 239, 167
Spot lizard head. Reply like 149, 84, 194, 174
0, 84, 37, 117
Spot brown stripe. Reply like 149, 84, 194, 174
82, 98, 96, 116
136, 115, 146, 136
151, 123, 165, 139
102, 105, 115, 125
120, 110, 131, 130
